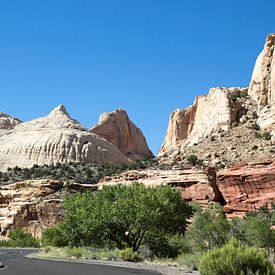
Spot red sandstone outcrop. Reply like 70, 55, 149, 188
0, 179, 95, 238
91, 109, 153, 160
98, 167, 222, 203
217, 160, 275, 218
159, 87, 247, 154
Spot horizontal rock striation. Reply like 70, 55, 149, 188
217, 160, 275, 218
98, 167, 223, 203
0, 179, 96, 238
91, 109, 153, 160
0, 105, 129, 171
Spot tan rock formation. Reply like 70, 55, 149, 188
249, 33, 275, 110
217, 160, 275, 218
98, 167, 223, 203
91, 109, 153, 160
0, 112, 21, 130
0, 179, 95, 238
160, 87, 247, 154
0, 105, 129, 171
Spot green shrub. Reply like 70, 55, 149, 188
251, 123, 260, 130
120, 248, 143, 262
186, 204, 230, 251
187, 155, 198, 165
254, 132, 262, 139
42, 226, 68, 247
199, 238, 275, 275
177, 252, 203, 271
252, 145, 258, 150
8, 228, 40, 248
263, 131, 272, 141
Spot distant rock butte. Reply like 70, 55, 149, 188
159, 87, 247, 154
0, 105, 129, 171
0, 112, 21, 130
91, 109, 153, 160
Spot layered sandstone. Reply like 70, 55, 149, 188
98, 167, 223, 203
160, 87, 247, 154
0, 179, 95, 238
217, 160, 275, 218
0, 105, 129, 171
91, 109, 153, 160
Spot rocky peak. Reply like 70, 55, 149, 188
249, 33, 275, 109
91, 109, 153, 160
0, 112, 22, 130
15, 104, 86, 131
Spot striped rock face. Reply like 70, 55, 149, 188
0, 105, 129, 171
217, 160, 275, 218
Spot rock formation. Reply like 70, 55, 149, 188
91, 109, 153, 160
217, 160, 275, 218
0, 105, 129, 171
160, 87, 247, 154
98, 167, 223, 203
249, 33, 275, 134
0, 112, 21, 130
0, 179, 95, 238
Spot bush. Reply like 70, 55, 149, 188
42, 226, 68, 247
252, 145, 258, 150
8, 228, 40, 248
263, 131, 272, 141
187, 155, 198, 165
120, 248, 143, 262
199, 238, 275, 275
251, 123, 260, 130
186, 204, 230, 251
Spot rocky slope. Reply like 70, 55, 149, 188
0, 112, 21, 130
91, 109, 153, 160
0, 105, 129, 171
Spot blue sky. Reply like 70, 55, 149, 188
0, 1, 274, 154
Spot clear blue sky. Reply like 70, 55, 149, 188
0, 1, 274, 154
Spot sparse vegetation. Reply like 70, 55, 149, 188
252, 145, 258, 150
263, 131, 272, 141
187, 154, 199, 165
0, 159, 160, 185
251, 123, 260, 131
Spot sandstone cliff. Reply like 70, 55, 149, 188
217, 160, 275, 218
91, 109, 153, 160
0, 179, 95, 238
249, 33, 275, 134
0, 105, 129, 171
160, 87, 247, 154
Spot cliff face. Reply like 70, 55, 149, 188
0, 105, 129, 171
0, 179, 95, 238
91, 109, 153, 160
217, 160, 275, 218
160, 87, 247, 154
249, 34, 275, 134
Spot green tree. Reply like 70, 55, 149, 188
61, 183, 193, 251
186, 204, 230, 251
